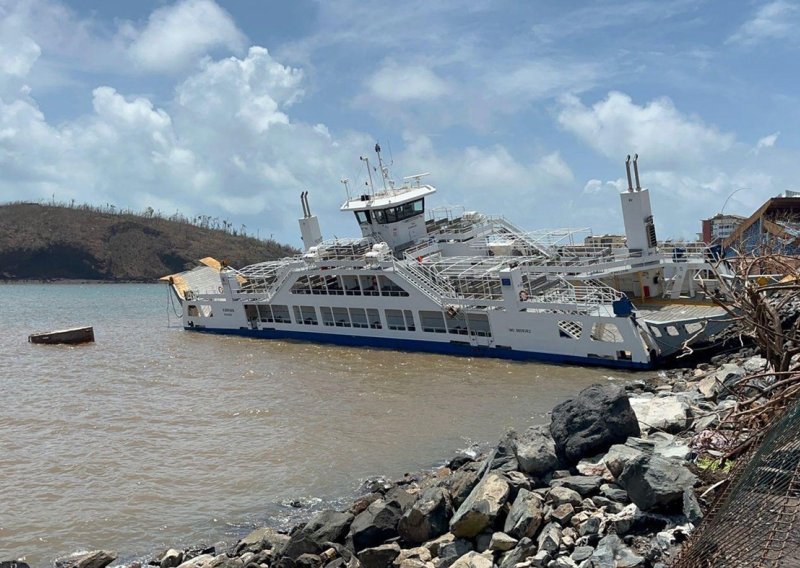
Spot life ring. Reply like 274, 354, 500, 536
519, 290, 529, 301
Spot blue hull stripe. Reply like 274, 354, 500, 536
185, 327, 652, 370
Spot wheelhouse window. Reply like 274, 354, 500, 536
370, 199, 424, 225
355, 211, 371, 225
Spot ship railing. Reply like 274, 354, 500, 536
393, 259, 457, 305
527, 278, 620, 309
403, 240, 442, 261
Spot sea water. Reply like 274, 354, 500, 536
0, 283, 631, 565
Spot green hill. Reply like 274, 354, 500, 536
0, 203, 298, 281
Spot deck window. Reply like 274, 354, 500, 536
332, 307, 351, 327
290, 276, 311, 294
188, 305, 199, 317
293, 305, 318, 325
271, 304, 291, 323
386, 309, 406, 330
378, 276, 409, 297
367, 308, 382, 329
403, 310, 416, 331
467, 313, 491, 337
349, 308, 369, 328
360, 275, 380, 296
420, 310, 447, 333
343, 275, 361, 295
320, 306, 334, 326
446, 312, 469, 335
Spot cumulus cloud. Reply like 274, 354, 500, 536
727, 1, 800, 46
127, 0, 246, 73
366, 62, 449, 102
755, 131, 780, 153
557, 91, 735, 167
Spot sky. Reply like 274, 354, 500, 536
0, 0, 798, 247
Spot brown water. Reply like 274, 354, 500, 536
0, 284, 638, 565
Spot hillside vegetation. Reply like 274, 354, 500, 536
0, 203, 297, 281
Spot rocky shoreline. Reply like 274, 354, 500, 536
6, 349, 769, 568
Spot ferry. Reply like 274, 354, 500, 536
163, 149, 729, 369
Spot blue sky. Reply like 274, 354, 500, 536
0, 0, 798, 246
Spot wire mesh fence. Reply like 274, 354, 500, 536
673, 399, 800, 567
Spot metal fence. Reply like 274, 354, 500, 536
673, 400, 800, 567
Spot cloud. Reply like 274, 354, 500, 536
127, 0, 246, 73
727, 1, 800, 46
367, 62, 449, 102
557, 91, 735, 168
755, 131, 780, 153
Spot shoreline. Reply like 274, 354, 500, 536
22, 348, 765, 568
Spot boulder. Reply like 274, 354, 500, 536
550, 384, 640, 463
284, 510, 354, 558
445, 462, 483, 509
56, 551, 116, 568
618, 454, 698, 512
503, 488, 544, 539
450, 473, 510, 538
696, 375, 722, 400
546, 486, 583, 508
160, 549, 183, 568
488, 532, 518, 552
399, 486, 454, 544
549, 475, 603, 496
357, 543, 401, 568
437, 539, 474, 567
628, 396, 690, 434
295, 553, 323, 567
550, 558, 579, 568
498, 537, 537, 568
175, 555, 214, 568
550, 503, 575, 525
602, 443, 645, 479
515, 425, 560, 477
347, 498, 404, 551
536, 522, 562, 555
489, 430, 520, 473
743, 356, 768, 374
450, 552, 493, 568
423, 532, 455, 557
234, 527, 289, 555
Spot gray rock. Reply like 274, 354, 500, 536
549, 475, 603, 496
550, 384, 640, 464
450, 473, 510, 538
547, 486, 583, 508
234, 527, 289, 555
450, 551, 493, 568
490, 430, 520, 473
743, 356, 768, 374
628, 396, 690, 434
357, 543, 400, 568
489, 532, 518, 552
283, 509, 355, 558
504, 488, 544, 539
175, 555, 214, 568
551, 503, 575, 525
348, 498, 404, 551
537, 522, 562, 555
618, 454, 698, 512
590, 534, 621, 568
616, 545, 645, 567
56, 551, 116, 568
438, 539, 474, 568
295, 553, 323, 567
446, 463, 483, 509
571, 546, 594, 563
498, 537, 537, 568
682, 488, 703, 523
600, 484, 629, 503
160, 549, 184, 568
516, 425, 560, 477
399, 486, 454, 544
550, 558, 579, 568
423, 532, 455, 557
529, 550, 551, 567
578, 515, 602, 537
